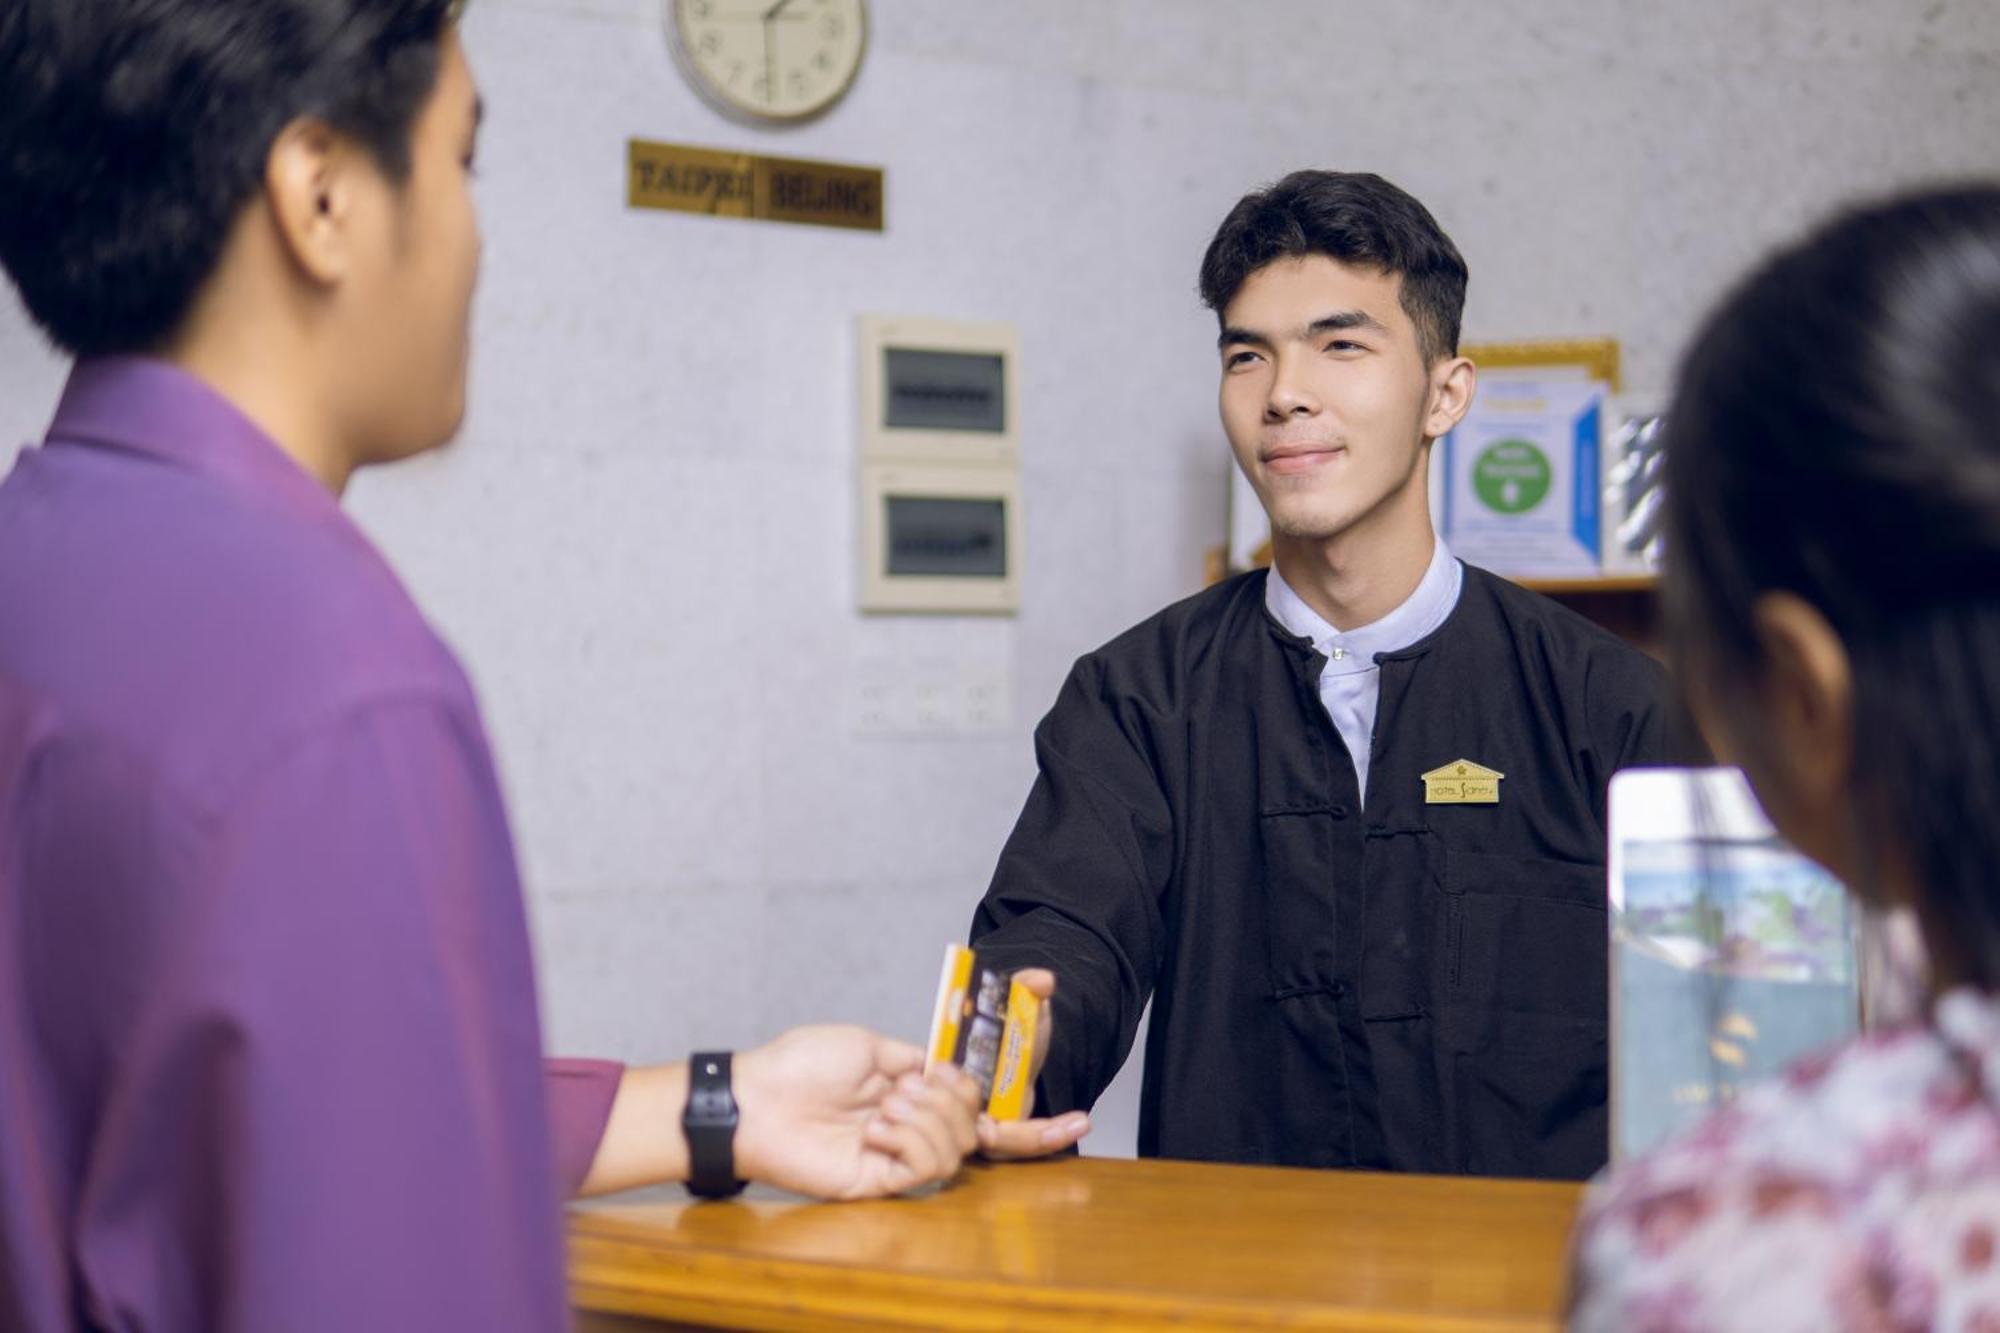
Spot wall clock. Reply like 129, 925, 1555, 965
666, 0, 868, 126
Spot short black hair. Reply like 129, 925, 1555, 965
0, 0, 461, 358
1198, 170, 1468, 366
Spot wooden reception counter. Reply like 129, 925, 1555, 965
569, 1156, 1584, 1331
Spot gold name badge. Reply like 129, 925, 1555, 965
627, 139, 884, 233
1422, 759, 1504, 805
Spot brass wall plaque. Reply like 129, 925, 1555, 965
627, 139, 884, 232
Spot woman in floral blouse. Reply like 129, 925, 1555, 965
1568, 186, 2000, 1331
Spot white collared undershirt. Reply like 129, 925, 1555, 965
1264, 537, 1465, 806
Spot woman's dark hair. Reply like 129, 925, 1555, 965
1197, 170, 1469, 366
0, 0, 461, 358
1662, 183, 2000, 988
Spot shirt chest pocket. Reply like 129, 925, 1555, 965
1443, 847, 1607, 1022
1439, 847, 1611, 1176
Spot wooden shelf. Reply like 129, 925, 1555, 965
1193, 549, 1660, 650
1199, 547, 1660, 600
1516, 574, 1658, 596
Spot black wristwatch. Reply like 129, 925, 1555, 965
682, 1051, 747, 1199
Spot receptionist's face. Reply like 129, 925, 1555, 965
1217, 255, 1459, 544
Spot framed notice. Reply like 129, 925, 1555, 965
857, 316, 1022, 613
859, 462, 1021, 613
859, 316, 1019, 466
1437, 338, 1621, 578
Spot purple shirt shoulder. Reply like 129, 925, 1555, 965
0, 360, 619, 1333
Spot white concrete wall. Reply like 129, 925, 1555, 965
1, 0, 1994, 1157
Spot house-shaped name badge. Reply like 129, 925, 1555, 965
1422, 759, 1504, 805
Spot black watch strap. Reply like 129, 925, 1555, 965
682, 1051, 746, 1199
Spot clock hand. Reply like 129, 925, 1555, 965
762, 16, 776, 101
758, 0, 802, 104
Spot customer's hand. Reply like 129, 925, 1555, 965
970, 968, 1091, 1160
733, 1025, 983, 1200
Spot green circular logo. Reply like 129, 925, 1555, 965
1472, 439, 1552, 514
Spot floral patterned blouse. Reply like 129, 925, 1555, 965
1569, 987, 2000, 1332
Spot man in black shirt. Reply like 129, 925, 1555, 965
971, 171, 1666, 1180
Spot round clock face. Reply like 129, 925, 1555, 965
667, 0, 868, 126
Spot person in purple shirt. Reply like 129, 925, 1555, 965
0, 3, 1024, 1330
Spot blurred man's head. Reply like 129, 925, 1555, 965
1200, 171, 1473, 551
0, 1, 481, 479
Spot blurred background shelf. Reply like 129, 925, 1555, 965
1201, 550, 1664, 653
1516, 574, 1658, 596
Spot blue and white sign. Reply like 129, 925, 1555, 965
1439, 371, 1606, 576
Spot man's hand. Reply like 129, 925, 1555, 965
972, 968, 1091, 1160
733, 1025, 983, 1200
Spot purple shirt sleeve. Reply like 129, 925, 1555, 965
64, 698, 572, 1332
546, 1058, 624, 1196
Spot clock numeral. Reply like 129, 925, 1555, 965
674, 0, 855, 117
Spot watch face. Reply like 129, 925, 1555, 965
667, 0, 868, 126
